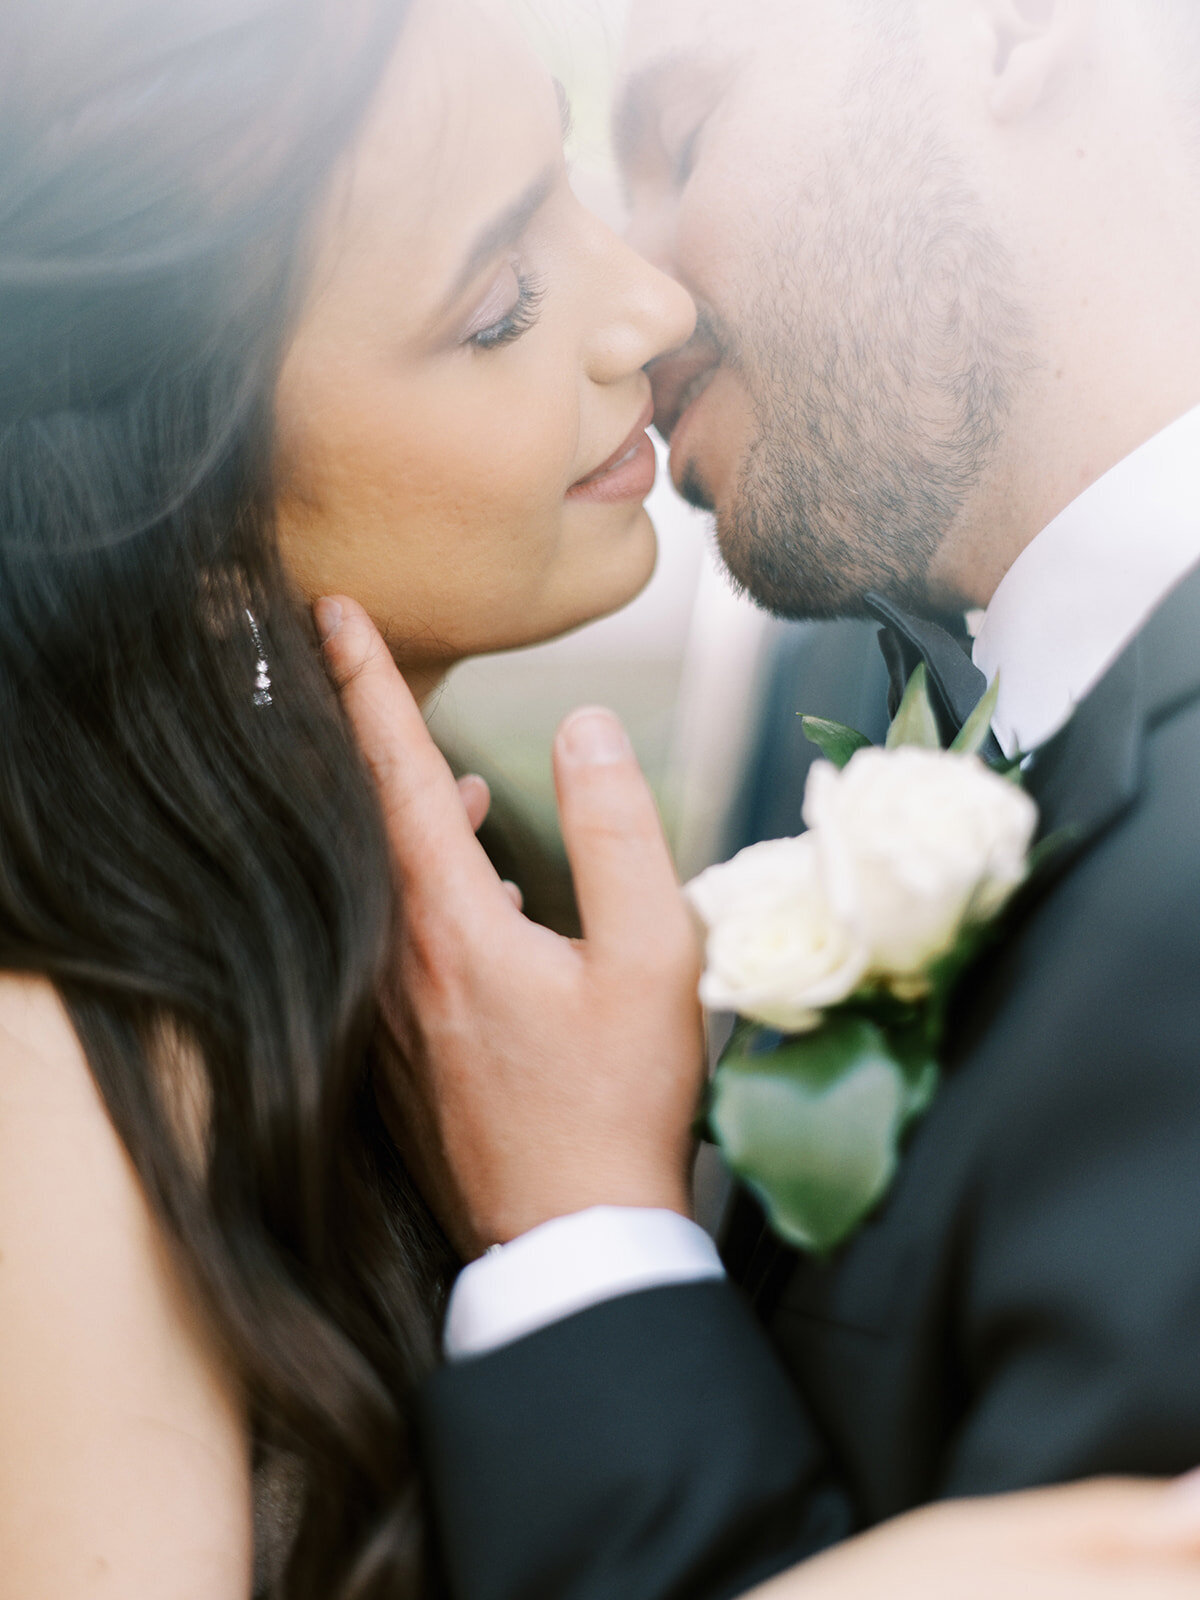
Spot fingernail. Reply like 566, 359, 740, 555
502, 879, 524, 912
314, 597, 343, 643
457, 773, 490, 821
558, 707, 631, 766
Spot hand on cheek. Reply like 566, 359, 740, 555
316, 596, 706, 1259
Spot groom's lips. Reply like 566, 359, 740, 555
648, 342, 722, 447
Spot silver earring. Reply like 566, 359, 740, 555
245, 609, 273, 708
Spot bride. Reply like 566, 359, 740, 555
0, 0, 1195, 1596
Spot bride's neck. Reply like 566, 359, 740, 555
402, 663, 448, 708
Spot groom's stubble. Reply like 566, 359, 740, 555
647, 12, 1035, 620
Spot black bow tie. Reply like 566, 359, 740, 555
864, 591, 1004, 763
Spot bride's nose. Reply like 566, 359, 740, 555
581, 222, 696, 385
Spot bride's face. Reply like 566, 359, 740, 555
274, 0, 695, 684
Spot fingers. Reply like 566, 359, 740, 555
458, 775, 492, 834
315, 597, 505, 909
320, 608, 688, 964
553, 707, 693, 963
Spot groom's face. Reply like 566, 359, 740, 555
618, 0, 1030, 619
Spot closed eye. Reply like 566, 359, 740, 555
467, 272, 546, 352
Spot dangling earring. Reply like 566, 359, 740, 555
245, 609, 273, 708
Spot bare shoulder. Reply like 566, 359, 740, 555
0, 970, 92, 1085
0, 973, 169, 1289
0, 973, 132, 1241
0, 974, 253, 1598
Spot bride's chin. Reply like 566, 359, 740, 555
393, 509, 660, 696
561, 504, 660, 628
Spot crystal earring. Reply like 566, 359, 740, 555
245, 609, 273, 708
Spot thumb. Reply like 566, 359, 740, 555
553, 707, 695, 965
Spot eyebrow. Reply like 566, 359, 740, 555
439, 165, 557, 316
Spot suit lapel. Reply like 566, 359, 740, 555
1023, 643, 1142, 864
1024, 558, 1200, 867
865, 590, 1005, 763
720, 1189, 797, 1313
1134, 557, 1200, 729
723, 562, 1200, 1304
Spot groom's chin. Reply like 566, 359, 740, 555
711, 500, 864, 623
665, 366, 754, 515
677, 461, 716, 515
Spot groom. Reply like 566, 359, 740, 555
329, 1, 1200, 1595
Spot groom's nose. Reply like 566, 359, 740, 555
623, 188, 683, 284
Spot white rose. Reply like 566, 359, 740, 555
803, 746, 1038, 990
685, 835, 869, 1032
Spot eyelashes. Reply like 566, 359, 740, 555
468, 272, 546, 352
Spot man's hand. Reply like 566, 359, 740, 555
747, 1478, 1200, 1599
317, 597, 706, 1259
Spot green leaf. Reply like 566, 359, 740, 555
889, 1020, 941, 1127
710, 1016, 932, 1256
949, 674, 1000, 757
800, 716, 873, 769
885, 663, 941, 751
1027, 832, 1066, 876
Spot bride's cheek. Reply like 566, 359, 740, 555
460, 406, 577, 528
456, 343, 580, 475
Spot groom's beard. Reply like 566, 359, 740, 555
681, 67, 1032, 622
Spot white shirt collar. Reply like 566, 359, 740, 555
973, 405, 1200, 756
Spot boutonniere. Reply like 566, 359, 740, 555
685, 668, 1038, 1257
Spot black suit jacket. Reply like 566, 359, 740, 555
418, 565, 1200, 1600
723, 618, 891, 853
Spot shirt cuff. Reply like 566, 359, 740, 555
443, 1206, 726, 1361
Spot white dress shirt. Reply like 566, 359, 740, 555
973, 404, 1200, 754
446, 404, 1200, 1362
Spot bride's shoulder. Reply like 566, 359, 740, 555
0, 973, 253, 1597
0, 973, 202, 1313
0, 972, 173, 1272
0, 971, 182, 1333
0, 972, 90, 1084
0, 972, 123, 1166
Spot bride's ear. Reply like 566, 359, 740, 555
975, 0, 1091, 123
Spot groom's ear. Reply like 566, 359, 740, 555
975, 0, 1091, 123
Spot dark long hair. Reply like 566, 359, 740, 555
0, 2, 453, 1595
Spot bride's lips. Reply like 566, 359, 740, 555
566, 400, 657, 506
